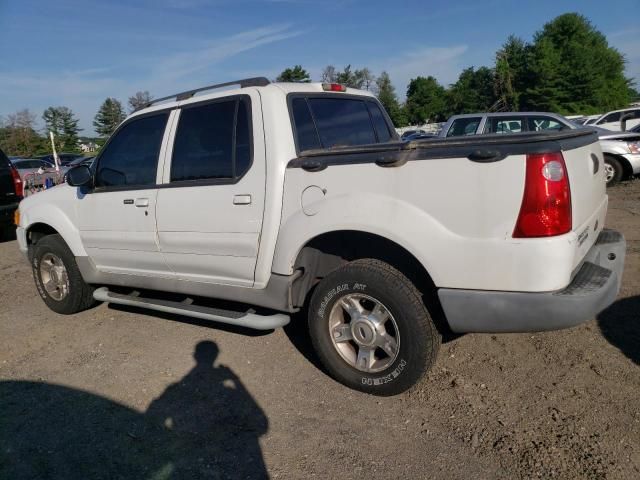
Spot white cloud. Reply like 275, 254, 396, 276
149, 24, 303, 87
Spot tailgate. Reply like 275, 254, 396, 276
561, 135, 607, 264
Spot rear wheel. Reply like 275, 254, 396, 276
603, 155, 623, 186
31, 234, 97, 314
308, 259, 441, 396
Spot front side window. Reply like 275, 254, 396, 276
446, 117, 481, 137
170, 98, 251, 183
290, 96, 393, 152
600, 112, 621, 123
96, 113, 168, 187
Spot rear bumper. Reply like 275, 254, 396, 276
438, 229, 626, 333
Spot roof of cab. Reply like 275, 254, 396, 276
129, 81, 376, 120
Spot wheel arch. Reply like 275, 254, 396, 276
289, 229, 442, 314
603, 152, 633, 179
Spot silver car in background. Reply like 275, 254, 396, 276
439, 112, 640, 185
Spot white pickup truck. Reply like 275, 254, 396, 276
16, 79, 626, 395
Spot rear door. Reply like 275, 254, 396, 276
155, 93, 266, 287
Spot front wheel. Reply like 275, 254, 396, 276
31, 234, 97, 314
308, 259, 441, 396
603, 155, 624, 186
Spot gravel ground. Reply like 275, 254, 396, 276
0, 180, 638, 479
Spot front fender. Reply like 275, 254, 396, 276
19, 187, 87, 257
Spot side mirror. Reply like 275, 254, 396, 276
620, 113, 633, 132
66, 165, 94, 188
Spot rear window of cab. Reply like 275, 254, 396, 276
290, 96, 394, 152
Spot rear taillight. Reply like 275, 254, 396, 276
513, 152, 571, 238
9, 164, 23, 197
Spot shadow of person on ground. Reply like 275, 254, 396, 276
598, 295, 640, 365
0, 340, 269, 479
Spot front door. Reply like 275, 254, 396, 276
155, 94, 265, 286
77, 111, 173, 276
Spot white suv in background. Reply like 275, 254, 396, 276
593, 107, 640, 131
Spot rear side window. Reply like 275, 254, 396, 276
96, 113, 168, 187
527, 116, 564, 132
291, 96, 393, 152
446, 117, 481, 137
171, 98, 252, 183
484, 117, 523, 134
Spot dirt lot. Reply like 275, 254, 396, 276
1, 180, 639, 480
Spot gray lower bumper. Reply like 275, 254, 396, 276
438, 229, 626, 333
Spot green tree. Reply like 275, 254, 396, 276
405, 76, 448, 124
0, 109, 46, 157
43, 106, 81, 152
331, 65, 375, 89
448, 67, 497, 113
494, 36, 530, 110
524, 13, 631, 113
93, 98, 126, 138
42, 107, 64, 151
276, 65, 311, 83
128, 91, 153, 113
375, 71, 407, 126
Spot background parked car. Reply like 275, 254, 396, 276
400, 129, 426, 140
592, 107, 640, 131
36, 153, 84, 166
0, 148, 22, 239
11, 159, 56, 179
440, 111, 640, 185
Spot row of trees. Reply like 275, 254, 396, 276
276, 13, 636, 126
0, 91, 153, 157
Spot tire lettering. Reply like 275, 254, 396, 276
362, 359, 407, 386
318, 283, 349, 317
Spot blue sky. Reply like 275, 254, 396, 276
0, 0, 638, 135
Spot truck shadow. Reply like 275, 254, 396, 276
597, 295, 640, 365
0, 341, 269, 479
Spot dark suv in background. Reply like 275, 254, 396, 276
0, 148, 22, 239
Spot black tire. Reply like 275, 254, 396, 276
603, 155, 624, 186
308, 259, 441, 396
31, 234, 96, 314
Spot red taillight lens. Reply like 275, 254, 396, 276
321, 83, 347, 92
513, 152, 571, 238
9, 164, 23, 197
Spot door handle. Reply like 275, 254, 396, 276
233, 194, 252, 205
135, 198, 149, 207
